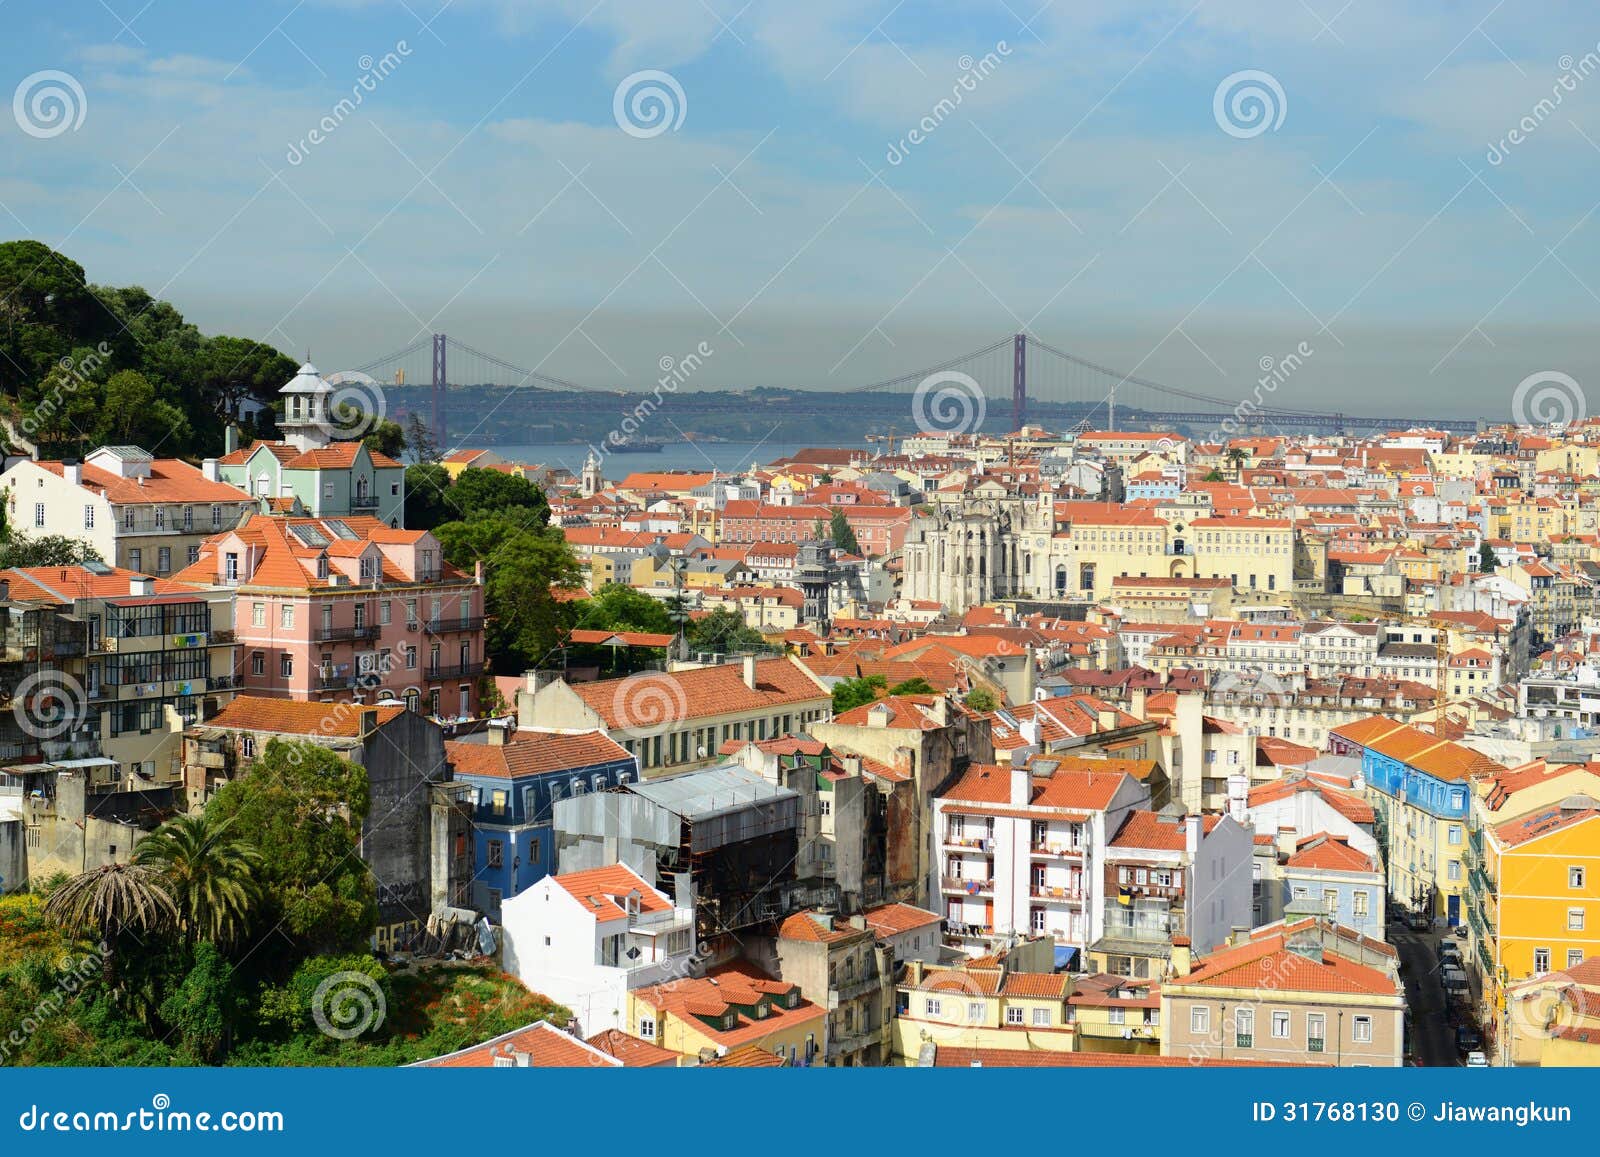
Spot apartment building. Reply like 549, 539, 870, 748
173, 514, 485, 717
1, 446, 256, 575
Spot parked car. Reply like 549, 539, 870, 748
1453, 925, 1469, 940
1465, 1051, 1489, 1067
1456, 1025, 1484, 1052
1408, 910, 1433, 931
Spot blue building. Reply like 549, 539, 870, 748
446, 727, 638, 919
1281, 833, 1387, 942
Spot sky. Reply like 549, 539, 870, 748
4, 1, 1600, 420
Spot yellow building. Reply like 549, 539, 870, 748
1469, 788, 1600, 1039
1503, 959, 1600, 1065
625, 965, 827, 1065
1188, 516, 1294, 595
891, 958, 1076, 1064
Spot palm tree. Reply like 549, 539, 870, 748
43, 862, 178, 985
133, 813, 262, 947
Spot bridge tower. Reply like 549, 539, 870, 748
431, 333, 448, 452
1012, 332, 1027, 432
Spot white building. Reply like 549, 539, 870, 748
500, 862, 697, 1036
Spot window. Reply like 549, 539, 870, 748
1323, 888, 1338, 914
1032, 1007, 1050, 1027
33, 502, 45, 528
1191, 1006, 1210, 1034
639, 1017, 655, 1040
1569, 908, 1586, 932
1005, 1007, 1023, 1025
1353, 891, 1369, 918
1352, 1015, 1372, 1043
1447, 860, 1461, 881
251, 651, 265, 676
820, 797, 832, 817
83, 505, 94, 529
1272, 1011, 1290, 1039
967, 1002, 984, 1022
924, 998, 941, 1016
487, 840, 503, 869
1448, 825, 1462, 845
1572, 867, 1587, 889
1307, 1013, 1326, 1052
280, 604, 294, 629
1535, 948, 1552, 973
241, 736, 255, 758
252, 602, 266, 627
1107, 1006, 1125, 1025
128, 548, 141, 572
279, 653, 293, 678
1235, 1007, 1253, 1048
156, 546, 170, 574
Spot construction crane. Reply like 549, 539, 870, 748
865, 429, 899, 457
1379, 610, 1453, 731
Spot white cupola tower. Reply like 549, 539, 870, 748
279, 362, 336, 452
581, 448, 604, 498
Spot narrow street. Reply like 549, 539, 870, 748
1391, 922, 1457, 1067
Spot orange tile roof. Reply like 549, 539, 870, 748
1109, 810, 1218, 851
701, 1044, 788, 1067
571, 658, 828, 728
1286, 834, 1378, 873
1175, 934, 1398, 997
36, 457, 253, 505
446, 729, 632, 779
415, 1020, 619, 1068
551, 863, 672, 924
777, 910, 863, 944
583, 1028, 680, 1067
631, 963, 821, 1048
206, 695, 404, 737
863, 902, 942, 937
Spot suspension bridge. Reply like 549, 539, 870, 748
351, 332, 1480, 451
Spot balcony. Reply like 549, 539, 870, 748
315, 668, 357, 691
1031, 844, 1084, 860
350, 493, 381, 510
424, 616, 485, 635
425, 663, 481, 681
943, 835, 993, 851
1030, 885, 1083, 903
314, 624, 380, 643
941, 875, 993, 896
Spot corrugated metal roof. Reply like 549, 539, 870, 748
629, 763, 797, 822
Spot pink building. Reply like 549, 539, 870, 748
173, 514, 485, 718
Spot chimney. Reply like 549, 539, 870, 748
63, 461, 81, 485
1010, 763, 1031, 807
742, 653, 757, 691
1169, 936, 1192, 977
358, 707, 380, 740
1184, 813, 1202, 859
128, 576, 155, 596
488, 723, 508, 747
0, 579, 9, 602
224, 427, 238, 455
1275, 824, 1298, 860
202, 458, 219, 482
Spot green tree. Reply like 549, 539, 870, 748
832, 674, 887, 713
0, 532, 103, 568
0, 241, 103, 398
688, 607, 769, 654
404, 412, 441, 463
362, 418, 407, 461
888, 677, 936, 696
575, 583, 675, 635
964, 686, 999, 713
132, 813, 262, 947
42, 863, 178, 986
93, 369, 191, 449
159, 941, 237, 1063
447, 467, 551, 525
435, 516, 582, 668
828, 509, 861, 555
403, 463, 455, 530
203, 741, 376, 955
1203, 468, 1225, 482
1478, 541, 1498, 574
